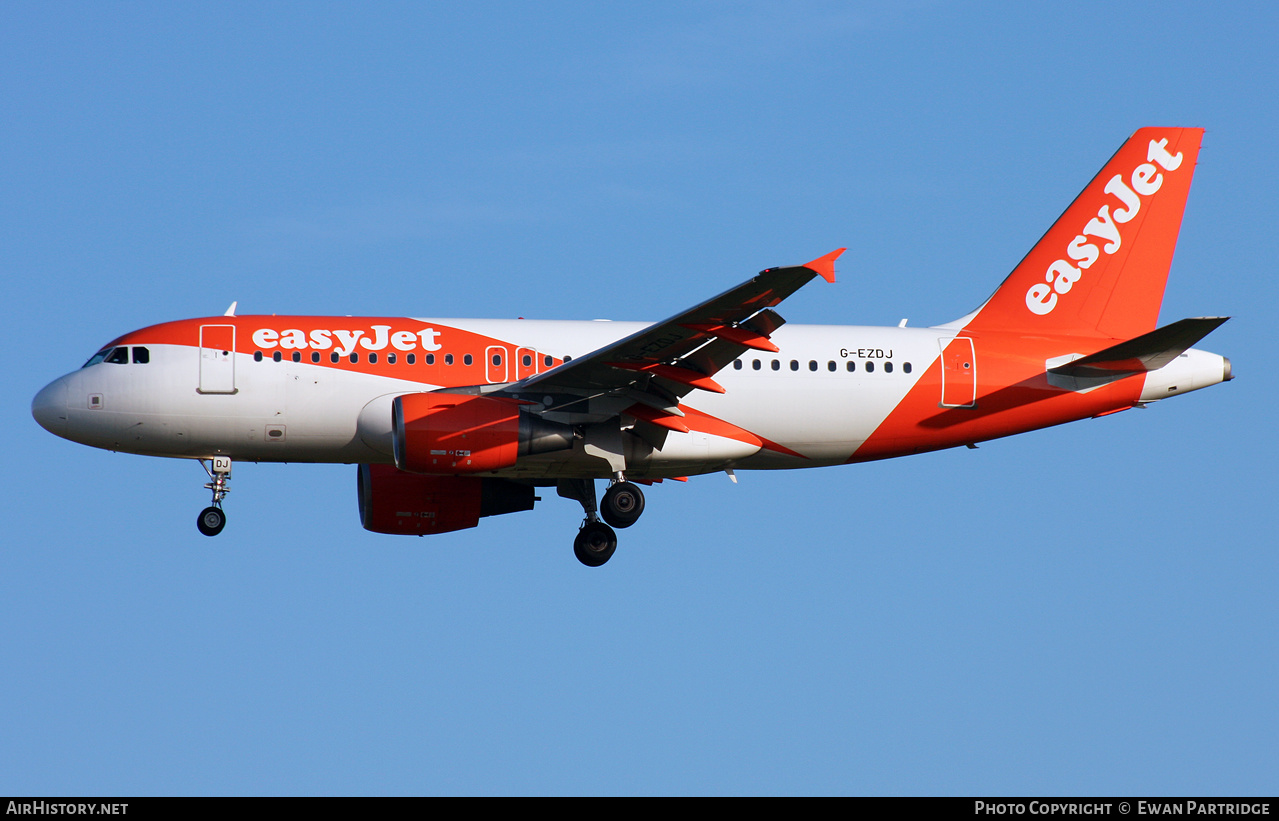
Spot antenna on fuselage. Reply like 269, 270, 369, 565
224, 302, 238, 317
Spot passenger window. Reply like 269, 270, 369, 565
790, 360, 799, 371
885, 361, 893, 373
752, 359, 761, 370
827, 361, 836, 372
311, 352, 320, 363
808, 360, 817, 372
369, 353, 378, 364
272, 351, 282, 362
544, 355, 553, 367
387, 353, 396, 364
564, 355, 573, 362
292, 351, 301, 363
426, 354, 434, 365
407, 353, 416, 365
866, 361, 875, 373
903, 362, 912, 374
105, 347, 128, 365
771, 360, 780, 371
254, 351, 263, 362
522, 354, 532, 367
733, 360, 742, 370
349, 353, 359, 363
331, 352, 340, 363
464, 354, 473, 366
445, 354, 454, 365
132, 347, 150, 364
846, 361, 855, 372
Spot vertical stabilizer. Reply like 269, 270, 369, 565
962, 128, 1203, 339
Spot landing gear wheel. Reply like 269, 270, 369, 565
601, 481, 645, 529
197, 506, 226, 537
574, 521, 617, 567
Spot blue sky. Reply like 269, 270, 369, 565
2, 1, 1275, 795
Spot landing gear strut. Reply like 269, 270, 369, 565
558, 477, 646, 566
197, 456, 231, 537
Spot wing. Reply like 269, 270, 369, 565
489, 249, 844, 426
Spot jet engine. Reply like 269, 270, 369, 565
357, 463, 538, 535
391, 393, 573, 474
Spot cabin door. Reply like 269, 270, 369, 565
938, 336, 975, 408
199, 324, 237, 394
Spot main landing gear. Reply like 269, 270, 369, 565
559, 477, 646, 567
197, 456, 231, 537
574, 521, 616, 567
601, 481, 645, 529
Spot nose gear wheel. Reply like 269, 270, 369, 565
197, 506, 226, 536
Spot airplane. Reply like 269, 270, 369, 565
31, 127, 1231, 566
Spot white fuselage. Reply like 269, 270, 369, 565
31, 317, 1228, 481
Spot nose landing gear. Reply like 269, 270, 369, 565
197, 457, 231, 537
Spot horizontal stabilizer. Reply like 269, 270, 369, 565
1049, 317, 1229, 379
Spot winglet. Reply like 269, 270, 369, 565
803, 248, 845, 283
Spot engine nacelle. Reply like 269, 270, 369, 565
357, 463, 537, 535
391, 393, 573, 474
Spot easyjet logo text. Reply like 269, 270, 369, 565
251, 325, 443, 356
1025, 138, 1184, 316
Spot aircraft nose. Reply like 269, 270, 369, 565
32, 377, 69, 436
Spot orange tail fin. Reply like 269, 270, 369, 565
961, 127, 1203, 339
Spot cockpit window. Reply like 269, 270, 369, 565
83, 346, 145, 366
82, 349, 113, 368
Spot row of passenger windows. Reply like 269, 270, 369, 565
81, 345, 906, 376
733, 358, 911, 374
253, 350, 558, 367
249, 348, 907, 374
83, 346, 149, 367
